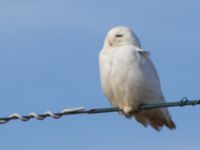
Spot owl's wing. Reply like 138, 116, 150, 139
136, 47, 161, 83
135, 47, 150, 59
145, 55, 161, 85
135, 47, 164, 104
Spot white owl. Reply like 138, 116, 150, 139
99, 26, 176, 131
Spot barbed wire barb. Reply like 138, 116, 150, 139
0, 97, 200, 124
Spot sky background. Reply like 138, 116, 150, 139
0, 0, 200, 150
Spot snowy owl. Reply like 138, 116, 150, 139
99, 26, 176, 131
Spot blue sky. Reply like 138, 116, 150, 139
0, 0, 200, 149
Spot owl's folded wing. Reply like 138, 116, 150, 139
135, 47, 150, 57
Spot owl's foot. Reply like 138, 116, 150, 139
122, 106, 139, 119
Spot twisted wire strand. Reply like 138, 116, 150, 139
0, 97, 200, 124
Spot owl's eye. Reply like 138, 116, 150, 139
115, 34, 123, 37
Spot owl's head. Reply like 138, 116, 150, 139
104, 26, 141, 48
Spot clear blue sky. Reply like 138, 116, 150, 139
0, 0, 200, 149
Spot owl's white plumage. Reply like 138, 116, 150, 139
99, 26, 175, 131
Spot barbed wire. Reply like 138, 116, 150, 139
0, 97, 200, 124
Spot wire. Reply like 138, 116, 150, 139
0, 97, 200, 124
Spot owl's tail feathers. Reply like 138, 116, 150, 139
133, 109, 176, 131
